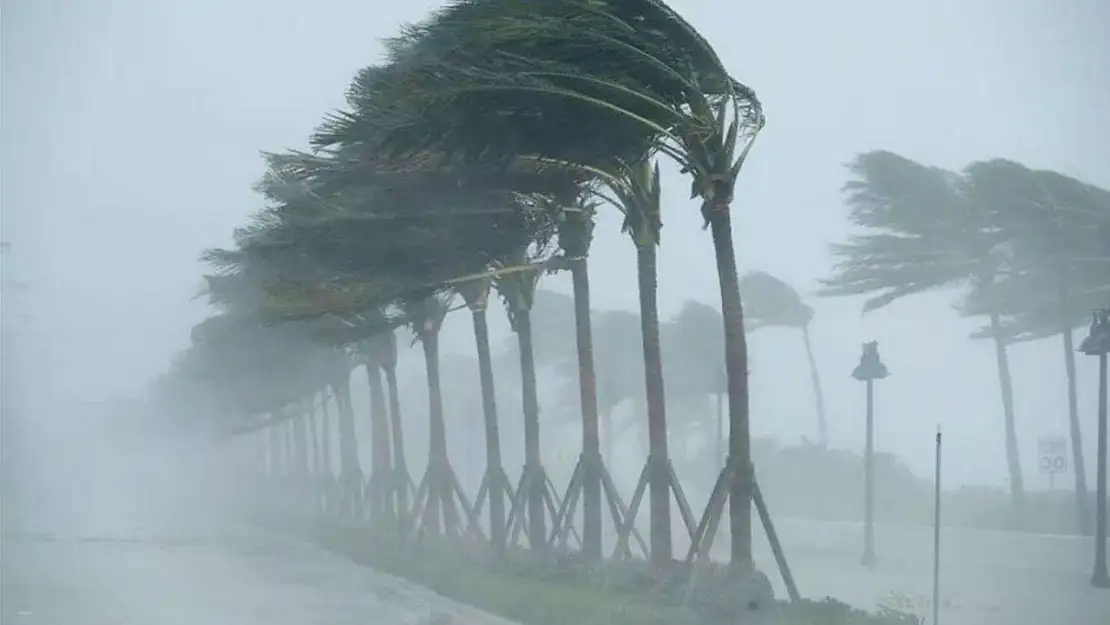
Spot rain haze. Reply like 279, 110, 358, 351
3, 1, 1109, 624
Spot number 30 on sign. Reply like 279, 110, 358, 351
1038, 436, 1069, 475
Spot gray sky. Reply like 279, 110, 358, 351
4, 0, 1109, 486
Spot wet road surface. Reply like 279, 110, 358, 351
2, 527, 517, 625
745, 517, 1110, 625
1, 428, 516, 625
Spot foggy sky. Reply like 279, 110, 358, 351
4, 0, 1109, 487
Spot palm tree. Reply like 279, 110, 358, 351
551, 198, 608, 558
492, 246, 559, 551
740, 270, 827, 447
322, 0, 764, 566
959, 159, 1110, 531
367, 329, 410, 520
179, 306, 348, 515
228, 144, 582, 533
196, 273, 369, 488
820, 151, 1027, 511
357, 338, 393, 523
456, 275, 510, 549
591, 156, 674, 563
401, 292, 462, 536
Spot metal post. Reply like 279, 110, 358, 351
863, 378, 876, 567
933, 427, 943, 625
1080, 309, 1109, 589
852, 341, 887, 569
1092, 351, 1108, 588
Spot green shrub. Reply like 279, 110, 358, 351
290, 518, 921, 625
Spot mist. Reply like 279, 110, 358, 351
4, 1, 1110, 624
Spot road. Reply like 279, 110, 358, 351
2, 527, 520, 625
1, 430, 517, 625
745, 517, 1110, 624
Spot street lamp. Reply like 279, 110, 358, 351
1079, 308, 1110, 589
853, 340, 889, 568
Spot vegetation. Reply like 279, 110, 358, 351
147, 0, 1110, 619
741, 271, 827, 447
821, 151, 1110, 528
247, 509, 919, 625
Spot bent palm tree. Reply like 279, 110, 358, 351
494, 250, 550, 551
457, 275, 510, 549
741, 270, 827, 447
591, 156, 675, 563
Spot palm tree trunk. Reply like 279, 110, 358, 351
570, 258, 603, 559
472, 306, 507, 550
707, 207, 754, 570
1063, 325, 1092, 534
637, 244, 672, 564
365, 363, 393, 521
383, 361, 409, 520
255, 428, 268, 476
319, 392, 333, 477
420, 329, 448, 535
291, 413, 308, 503
268, 422, 282, 476
801, 325, 828, 447
988, 310, 1024, 512
515, 306, 547, 551
305, 405, 320, 475
715, 389, 725, 471
333, 379, 361, 478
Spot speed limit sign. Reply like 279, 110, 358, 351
1038, 436, 1069, 475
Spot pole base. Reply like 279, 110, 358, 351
861, 550, 877, 569
1093, 566, 1110, 589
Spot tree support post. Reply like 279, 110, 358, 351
505, 463, 568, 549
549, 452, 642, 554
472, 465, 515, 549
685, 459, 799, 602
408, 457, 483, 543
612, 455, 696, 563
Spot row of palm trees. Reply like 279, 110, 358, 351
156, 0, 766, 569
153, 0, 1109, 575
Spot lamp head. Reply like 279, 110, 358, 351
852, 340, 889, 381
1079, 308, 1110, 356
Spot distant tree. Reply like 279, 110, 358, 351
741, 270, 828, 447
663, 301, 726, 464
957, 159, 1110, 531
820, 151, 1027, 510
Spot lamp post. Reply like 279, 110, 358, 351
1079, 308, 1110, 589
853, 340, 889, 568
